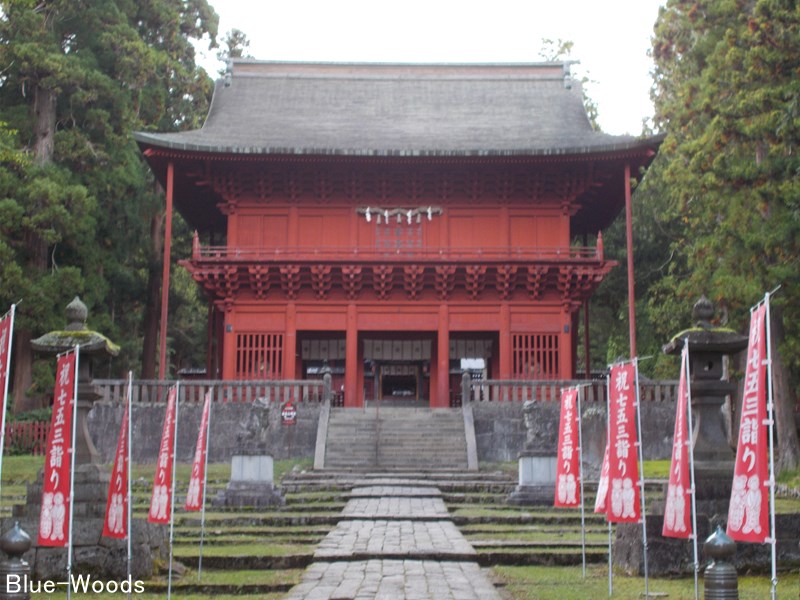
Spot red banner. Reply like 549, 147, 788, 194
149, 387, 177, 524
555, 387, 580, 507
185, 391, 211, 511
727, 304, 769, 543
102, 405, 129, 538
606, 362, 641, 523
663, 344, 692, 538
38, 351, 77, 547
0, 308, 13, 416
594, 443, 610, 514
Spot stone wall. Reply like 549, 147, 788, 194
88, 400, 322, 463
89, 398, 676, 467
472, 400, 679, 473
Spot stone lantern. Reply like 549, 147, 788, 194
8, 297, 167, 580
662, 295, 748, 513
31, 296, 119, 468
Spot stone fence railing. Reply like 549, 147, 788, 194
461, 377, 679, 404
93, 378, 331, 405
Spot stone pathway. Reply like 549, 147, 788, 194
284, 483, 503, 600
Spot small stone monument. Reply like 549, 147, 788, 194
215, 396, 284, 507
6, 297, 166, 579
508, 398, 559, 505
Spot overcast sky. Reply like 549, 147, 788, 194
196, 1, 666, 136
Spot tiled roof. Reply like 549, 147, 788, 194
134, 60, 653, 157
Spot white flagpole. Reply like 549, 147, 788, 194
605, 374, 613, 597
576, 385, 587, 578
683, 340, 700, 600
126, 371, 133, 600
167, 382, 181, 600
763, 293, 778, 600
0, 304, 16, 503
197, 388, 213, 582
66, 346, 80, 600
633, 358, 650, 599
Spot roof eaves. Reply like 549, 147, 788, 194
133, 132, 664, 160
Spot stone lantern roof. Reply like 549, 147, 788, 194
30, 296, 120, 356
662, 295, 748, 356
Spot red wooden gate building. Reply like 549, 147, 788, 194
135, 61, 661, 407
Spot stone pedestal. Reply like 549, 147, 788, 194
507, 454, 557, 505
214, 455, 284, 508
9, 465, 166, 580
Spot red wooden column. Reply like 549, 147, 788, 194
499, 304, 511, 379
345, 303, 360, 407
624, 161, 637, 358
436, 304, 449, 408
284, 302, 297, 380
158, 161, 174, 380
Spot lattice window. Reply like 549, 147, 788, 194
235, 333, 283, 380
375, 222, 422, 250
512, 334, 559, 379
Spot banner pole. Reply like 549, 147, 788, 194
0, 304, 15, 504
126, 371, 133, 600
167, 382, 180, 600
605, 375, 612, 597
764, 293, 778, 600
682, 341, 700, 600
197, 389, 213, 582
633, 359, 649, 599
66, 346, 80, 600
576, 385, 586, 578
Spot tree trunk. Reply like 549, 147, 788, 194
32, 84, 56, 167
141, 210, 164, 379
11, 82, 57, 413
11, 330, 40, 413
770, 305, 800, 472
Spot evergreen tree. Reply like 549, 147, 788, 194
648, 0, 800, 469
0, 0, 218, 409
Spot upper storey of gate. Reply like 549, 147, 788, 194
135, 60, 654, 157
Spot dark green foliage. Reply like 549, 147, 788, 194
0, 0, 219, 405
643, 0, 800, 467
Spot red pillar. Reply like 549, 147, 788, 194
499, 303, 511, 379
345, 303, 360, 407
284, 302, 297, 379
436, 304, 449, 408
583, 299, 591, 379
158, 161, 174, 380
624, 162, 637, 359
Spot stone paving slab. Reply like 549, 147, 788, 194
283, 559, 503, 600
314, 519, 476, 559
349, 486, 442, 498
341, 497, 450, 520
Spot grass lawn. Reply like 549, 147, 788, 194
493, 564, 800, 599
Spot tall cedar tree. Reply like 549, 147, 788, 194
0, 0, 217, 410
648, 0, 800, 470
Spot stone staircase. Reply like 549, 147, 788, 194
321, 406, 471, 471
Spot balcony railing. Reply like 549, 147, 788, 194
191, 241, 605, 264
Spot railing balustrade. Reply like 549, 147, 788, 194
93, 379, 327, 404
463, 379, 679, 403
